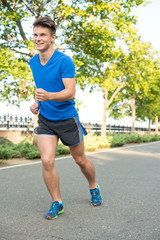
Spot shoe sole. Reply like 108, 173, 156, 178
46, 209, 64, 220
91, 184, 103, 207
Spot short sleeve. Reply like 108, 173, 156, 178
60, 56, 75, 78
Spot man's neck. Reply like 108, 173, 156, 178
39, 47, 55, 66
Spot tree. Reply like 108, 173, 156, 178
0, 48, 34, 105
62, 0, 147, 137
124, 42, 160, 133
110, 38, 160, 134
0, 0, 88, 104
0, 0, 149, 134
136, 93, 160, 134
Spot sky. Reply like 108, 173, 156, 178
0, 0, 160, 127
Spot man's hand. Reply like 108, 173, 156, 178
30, 102, 39, 115
35, 88, 50, 102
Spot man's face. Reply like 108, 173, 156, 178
33, 26, 55, 52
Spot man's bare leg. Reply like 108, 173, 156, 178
69, 140, 96, 189
37, 135, 61, 202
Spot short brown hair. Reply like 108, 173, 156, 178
33, 17, 56, 35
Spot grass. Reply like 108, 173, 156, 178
0, 132, 160, 160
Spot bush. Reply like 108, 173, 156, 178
151, 134, 160, 141
56, 143, 70, 155
17, 142, 38, 156
0, 139, 41, 160
141, 134, 159, 142
125, 134, 142, 143
26, 151, 41, 159
0, 147, 13, 159
0, 138, 11, 145
110, 134, 126, 147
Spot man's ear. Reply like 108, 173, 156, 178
51, 34, 56, 43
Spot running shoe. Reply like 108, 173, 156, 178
90, 184, 102, 206
45, 201, 64, 220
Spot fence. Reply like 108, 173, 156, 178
0, 114, 158, 133
0, 114, 34, 130
83, 123, 158, 134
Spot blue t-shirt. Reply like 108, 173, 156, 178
29, 50, 77, 121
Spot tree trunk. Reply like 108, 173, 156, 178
101, 89, 108, 138
131, 97, 136, 134
100, 80, 126, 137
155, 115, 159, 134
148, 118, 151, 134
101, 107, 107, 138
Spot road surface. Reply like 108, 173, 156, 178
0, 142, 160, 240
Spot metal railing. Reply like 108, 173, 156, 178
0, 114, 158, 133
83, 123, 158, 134
0, 114, 34, 130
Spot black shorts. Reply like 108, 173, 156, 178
34, 114, 87, 147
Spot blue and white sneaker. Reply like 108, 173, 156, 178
45, 201, 64, 220
90, 184, 102, 206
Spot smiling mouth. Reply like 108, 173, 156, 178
36, 44, 43, 46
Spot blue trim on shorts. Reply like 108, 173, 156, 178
34, 127, 57, 136
67, 115, 86, 147
75, 115, 87, 136
67, 136, 84, 147
36, 133, 57, 136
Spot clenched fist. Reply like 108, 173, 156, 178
35, 88, 50, 102
30, 102, 39, 115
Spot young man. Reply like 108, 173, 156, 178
29, 17, 102, 220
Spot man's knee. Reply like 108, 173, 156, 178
73, 154, 87, 167
41, 156, 54, 171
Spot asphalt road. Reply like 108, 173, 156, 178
0, 142, 160, 240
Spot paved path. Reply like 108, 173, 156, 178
0, 142, 160, 240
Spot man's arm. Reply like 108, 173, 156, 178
35, 78, 76, 102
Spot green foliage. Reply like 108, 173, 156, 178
140, 134, 160, 142
75, 99, 85, 112
1, 1, 159, 139
109, 133, 127, 147
0, 148, 15, 160
0, 0, 148, 108
17, 142, 40, 157
0, 139, 40, 159
64, 0, 155, 136
56, 143, 70, 155
123, 134, 142, 143
0, 0, 84, 105
0, 48, 34, 105
0, 137, 69, 160
110, 41, 160, 135
0, 138, 12, 146
110, 39, 160, 132
25, 151, 41, 159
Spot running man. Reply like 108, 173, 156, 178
29, 17, 102, 220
